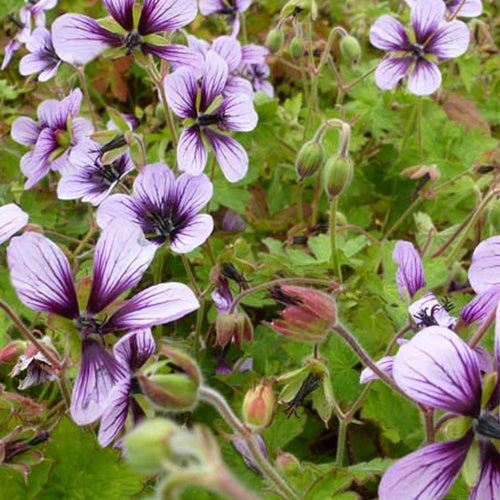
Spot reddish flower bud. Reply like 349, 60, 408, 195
242, 380, 275, 431
215, 312, 253, 348
0, 341, 25, 364
276, 449, 301, 474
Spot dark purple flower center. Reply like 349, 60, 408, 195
124, 31, 143, 55
219, 0, 237, 15
100, 134, 128, 155
474, 413, 500, 439
75, 315, 104, 336
410, 44, 425, 58
196, 113, 222, 127
145, 211, 177, 241
91, 160, 124, 186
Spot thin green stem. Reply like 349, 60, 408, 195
341, 66, 377, 92
310, 174, 322, 226
297, 181, 304, 223
76, 67, 98, 130
181, 254, 201, 297
335, 420, 347, 467
158, 81, 178, 150
329, 197, 342, 281
72, 225, 97, 259
416, 96, 424, 166
383, 197, 422, 240
194, 298, 205, 358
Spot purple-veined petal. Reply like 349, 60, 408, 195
50, 150, 71, 173
87, 223, 157, 314
71, 338, 127, 425
177, 126, 208, 175
470, 441, 500, 500
393, 326, 482, 417
175, 172, 213, 215
52, 14, 122, 65
170, 213, 214, 254
0, 204, 29, 245
218, 94, 258, 132
201, 50, 228, 111
24, 26, 52, 52
7, 232, 79, 319
474, 345, 493, 374
163, 68, 198, 119
426, 19, 470, 58
359, 356, 394, 384
1, 40, 22, 71
38, 61, 61, 82
241, 44, 268, 66
204, 129, 248, 183
469, 236, 500, 295
113, 329, 155, 370
141, 44, 204, 73
408, 58, 442, 96
374, 57, 412, 90
411, 0, 446, 44
187, 34, 210, 56
460, 286, 500, 325
213, 36, 242, 72
96, 194, 143, 229
232, 435, 268, 475
133, 162, 175, 211
224, 76, 254, 100
23, 128, 56, 189
36, 88, 83, 130
103, 0, 135, 31
409, 291, 457, 329
393, 241, 426, 300
254, 79, 274, 98
370, 15, 411, 52
11, 117, 40, 146
404, 0, 482, 17
235, 0, 251, 12
138, 0, 197, 35
108, 283, 199, 330
97, 378, 131, 447
199, 0, 225, 16
19, 53, 52, 76
378, 431, 473, 500
71, 117, 94, 142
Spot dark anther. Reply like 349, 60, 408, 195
411, 44, 425, 58
99, 134, 128, 155
7, 14, 25, 30
414, 305, 441, 328
283, 373, 321, 418
292, 6, 304, 17
197, 113, 221, 127
267, 285, 302, 305
93, 160, 123, 185
474, 413, 500, 440
4, 432, 50, 462
293, 235, 308, 245
410, 173, 431, 200
221, 263, 249, 289
124, 31, 142, 54
441, 297, 454, 313
148, 211, 176, 239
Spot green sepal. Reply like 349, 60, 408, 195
97, 16, 127, 36
443, 416, 472, 440
462, 438, 480, 487
143, 34, 169, 47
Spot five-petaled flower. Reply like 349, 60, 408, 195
164, 50, 258, 182
96, 163, 214, 253
7, 223, 198, 425
370, 0, 470, 95
199, 0, 251, 36
52, 0, 202, 70
19, 27, 61, 81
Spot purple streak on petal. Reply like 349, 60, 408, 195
138, 0, 197, 35
378, 431, 473, 500
201, 51, 229, 112
11, 117, 40, 146
426, 19, 470, 58
52, 14, 122, 65
175, 172, 213, 215
204, 129, 248, 182
37, 88, 83, 130
213, 36, 242, 72
241, 44, 268, 66
2, 40, 22, 71
170, 214, 214, 253
473, 345, 493, 374
360, 356, 394, 384
408, 58, 442, 96
468, 236, 500, 294
224, 76, 254, 100
87, 223, 157, 314
187, 34, 210, 56
98, 378, 131, 447
212, 279, 233, 313
393, 326, 482, 416
409, 291, 457, 329
239, 357, 253, 372
113, 329, 155, 370
393, 241, 426, 300
103, 0, 135, 31
177, 126, 208, 175
470, 441, 500, 500
71, 338, 127, 425
24, 128, 56, 188
133, 162, 175, 211
411, 0, 446, 45
199, 0, 225, 16
108, 283, 199, 330
19, 27, 60, 81
141, 44, 204, 73
217, 94, 258, 132
163, 68, 198, 119
0, 204, 29, 245
96, 194, 142, 229
369, 15, 411, 51
7, 232, 79, 319
232, 434, 268, 474
374, 57, 412, 90
461, 287, 500, 325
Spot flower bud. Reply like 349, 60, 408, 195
124, 418, 178, 474
340, 35, 361, 64
138, 373, 198, 411
242, 380, 275, 431
215, 313, 238, 347
289, 36, 305, 61
234, 312, 253, 348
295, 140, 325, 180
0, 341, 25, 364
323, 155, 354, 199
266, 29, 284, 54
276, 450, 301, 474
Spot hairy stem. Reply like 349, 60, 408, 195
335, 420, 347, 467
329, 197, 342, 281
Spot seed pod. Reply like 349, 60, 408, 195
289, 36, 305, 61
323, 155, 354, 199
266, 29, 284, 54
340, 35, 362, 64
295, 140, 325, 180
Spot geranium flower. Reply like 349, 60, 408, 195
7, 223, 198, 425
0, 204, 28, 245
405, 0, 482, 18
10, 88, 93, 189
369, 0, 470, 95
52, 0, 201, 69
378, 320, 500, 499
19, 27, 61, 82
96, 163, 214, 253
164, 50, 258, 182
239, 44, 274, 98
98, 329, 155, 447
199, 0, 251, 36
57, 139, 134, 206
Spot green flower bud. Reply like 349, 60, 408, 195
340, 35, 362, 64
323, 155, 354, 199
266, 29, 284, 54
124, 418, 178, 474
276, 450, 301, 474
295, 140, 325, 180
289, 36, 305, 61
